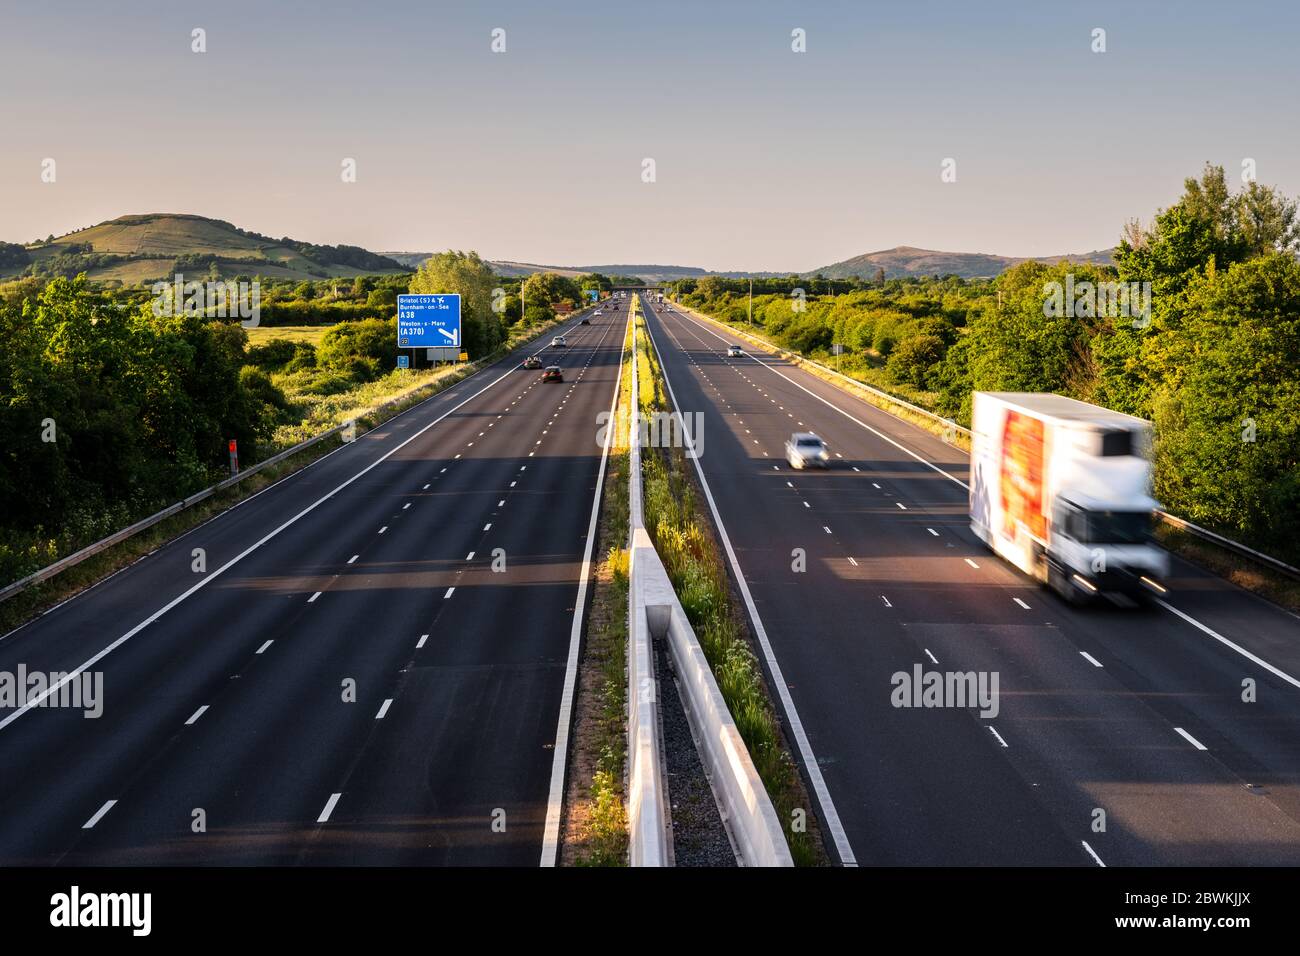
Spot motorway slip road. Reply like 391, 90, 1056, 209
642, 298, 1300, 867
0, 303, 629, 866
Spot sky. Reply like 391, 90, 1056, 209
2, 0, 1298, 272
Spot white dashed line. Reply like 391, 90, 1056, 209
1175, 727, 1208, 751
988, 727, 1009, 748
347, 554, 358, 564
1081, 840, 1106, 867
82, 800, 117, 829
416, 633, 429, 648
185, 705, 209, 725
964, 558, 980, 569
308, 591, 322, 603
444, 587, 456, 599
375, 699, 393, 720
317, 793, 342, 823
1013, 598, 1031, 609
881, 595, 892, 607
256, 640, 273, 654
1080, 651, 1104, 668
924, 648, 939, 665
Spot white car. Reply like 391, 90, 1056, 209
727, 345, 743, 358
594, 310, 602, 315
552, 335, 567, 347
785, 432, 829, 469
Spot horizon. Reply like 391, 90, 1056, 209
4, 0, 1298, 271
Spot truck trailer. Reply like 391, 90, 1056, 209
969, 392, 1169, 604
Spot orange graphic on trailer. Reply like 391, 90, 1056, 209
1000, 411, 1046, 542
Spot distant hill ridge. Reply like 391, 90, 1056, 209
2, 213, 1115, 285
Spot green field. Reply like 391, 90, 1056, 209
244, 325, 332, 347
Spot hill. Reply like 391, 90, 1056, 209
3, 214, 409, 284
812, 245, 1115, 280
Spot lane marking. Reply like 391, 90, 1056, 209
1175, 727, 1208, 751
1081, 840, 1106, 867
1013, 598, 1031, 609
964, 558, 980, 569
881, 595, 892, 607
185, 705, 209, 725
483, 523, 492, 531
317, 793, 342, 823
378, 526, 388, 534
1080, 651, 1103, 668
375, 698, 393, 719
924, 648, 939, 664
307, 591, 322, 603
895, 502, 907, 511
466, 551, 475, 561
847, 556, 858, 566
444, 587, 455, 599
988, 726, 1009, 748
347, 554, 359, 564
82, 800, 117, 829
927, 528, 940, 537
416, 633, 429, 648
256, 640, 273, 654
1156, 598, 1300, 690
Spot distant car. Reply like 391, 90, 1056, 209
785, 432, 829, 469
523, 355, 542, 369
552, 335, 567, 347
542, 366, 563, 383
580, 317, 590, 324
727, 345, 743, 357
593, 310, 602, 316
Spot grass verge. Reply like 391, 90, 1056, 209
562, 316, 634, 866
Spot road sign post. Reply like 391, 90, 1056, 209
227, 439, 239, 476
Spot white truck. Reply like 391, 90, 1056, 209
969, 392, 1169, 604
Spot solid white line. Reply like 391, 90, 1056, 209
1080, 651, 1104, 668
416, 633, 429, 648
308, 591, 322, 603
1156, 598, 1300, 690
1081, 840, 1106, 867
541, 309, 628, 866
443, 587, 455, 599
988, 726, 1009, 748
375, 699, 393, 719
1013, 597, 1031, 609
640, 315, 858, 865
82, 799, 117, 829
317, 792, 342, 823
184, 705, 209, 725
1175, 726, 1208, 751
256, 640, 273, 654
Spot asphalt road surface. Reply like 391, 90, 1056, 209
0, 302, 629, 866
641, 297, 1300, 867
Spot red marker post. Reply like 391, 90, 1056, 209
228, 439, 239, 476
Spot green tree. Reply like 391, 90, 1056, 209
410, 251, 502, 357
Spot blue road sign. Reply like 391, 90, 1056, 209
586, 289, 599, 302
397, 294, 461, 348
396, 355, 410, 369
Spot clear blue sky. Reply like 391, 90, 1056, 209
2, 0, 1297, 271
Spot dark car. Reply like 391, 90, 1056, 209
542, 366, 564, 382
523, 355, 542, 369
580, 317, 590, 324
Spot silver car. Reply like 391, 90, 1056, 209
727, 345, 743, 357
552, 335, 567, 347
785, 432, 829, 469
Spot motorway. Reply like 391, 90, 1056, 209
641, 297, 1300, 866
0, 301, 628, 866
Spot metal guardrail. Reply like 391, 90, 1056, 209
626, 307, 672, 867
672, 300, 1300, 584
0, 309, 593, 605
629, 300, 793, 867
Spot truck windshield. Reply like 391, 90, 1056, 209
1083, 510, 1152, 545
